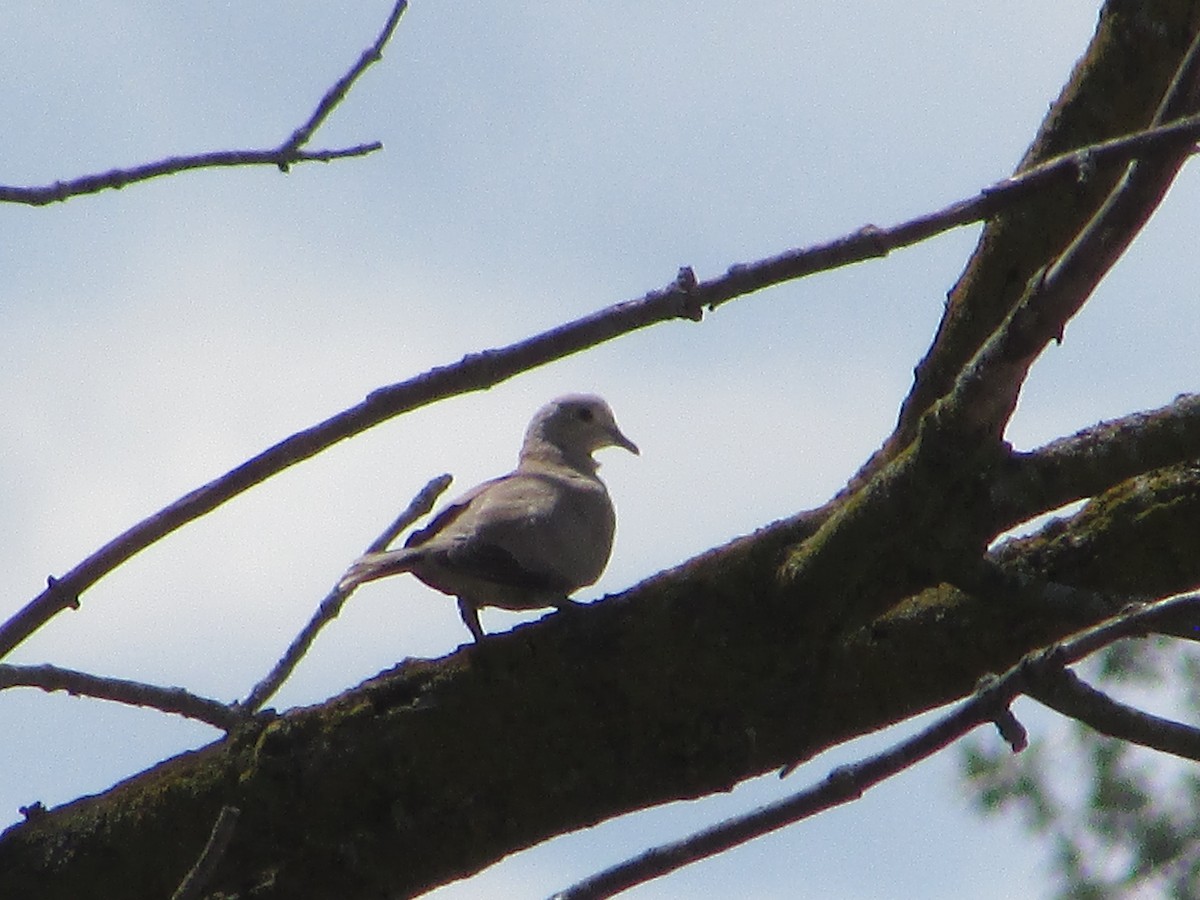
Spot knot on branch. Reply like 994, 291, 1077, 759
19, 802, 46, 822
667, 266, 702, 321
46, 575, 80, 611
1020, 644, 1068, 680
825, 763, 865, 800
851, 223, 889, 258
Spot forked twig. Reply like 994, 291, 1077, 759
0, 0, 408, 205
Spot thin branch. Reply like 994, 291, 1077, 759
239, 473, 452, 714
171, 805, 241, 900
1024, 662, 1200, 762
0, 470, 448, 726
702, 112, 1200, 313
1053, 591, 1200, 661
0, 663, 239, 730
0, 145, 381, 206
278, 0, 408, 159
552, 591, 1200, 900
0, 0, 407, 205
992, 393, 1200, 531
361, 473, 453, 556
6, 114, 1200, 662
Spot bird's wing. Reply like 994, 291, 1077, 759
403, 475, 508, 549
405, 470, 588, 590
437, 541, 574, 593
339, 476, 518, 591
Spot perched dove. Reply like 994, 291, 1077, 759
340, 394, 638, 641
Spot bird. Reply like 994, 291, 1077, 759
339, 394, 639, 641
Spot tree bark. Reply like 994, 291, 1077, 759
3, 2, 1200, 898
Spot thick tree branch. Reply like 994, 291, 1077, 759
553, 669, 1028, 900
0, 0, 407, 205
776, 28, 1200, 630
988, 460, 1200, 604
944, 27, 1200, 440
5, 460, 1200, 900
555, 592, 1200, 900
992, 393, 1200, 531
871, 6, 1200, 479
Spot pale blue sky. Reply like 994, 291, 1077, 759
3, 3, 1197, 897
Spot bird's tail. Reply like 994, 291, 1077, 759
338, 548, 422, 592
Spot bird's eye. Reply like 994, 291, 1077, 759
576, 407, 594, 422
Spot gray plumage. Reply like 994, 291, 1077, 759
339, 394, 638, 641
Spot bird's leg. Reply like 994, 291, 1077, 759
456, 597, 486, 643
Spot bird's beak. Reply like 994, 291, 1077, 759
610, 427, 639, 455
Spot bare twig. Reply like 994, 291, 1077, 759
171, 805, 241, 900
239, 473, 452, 714
1053, 592, 1200, 661
362, 473, 453, 556
702, 111, 1200, 313
0, 473, 454, 724
5, 115, 1199, 663
0, 0, 407, 205
0, 663, 240, 731
551, 591, 1200, 899
278, 0, 408, 159
1024, 661, 1200, 762
0, 146, 381, 206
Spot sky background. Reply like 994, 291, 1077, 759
3, 2, 1198, 897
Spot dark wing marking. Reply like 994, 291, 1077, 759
441, 542, 573, 593
403, 477, 501, 549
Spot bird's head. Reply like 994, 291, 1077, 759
522, 394, 639, 470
